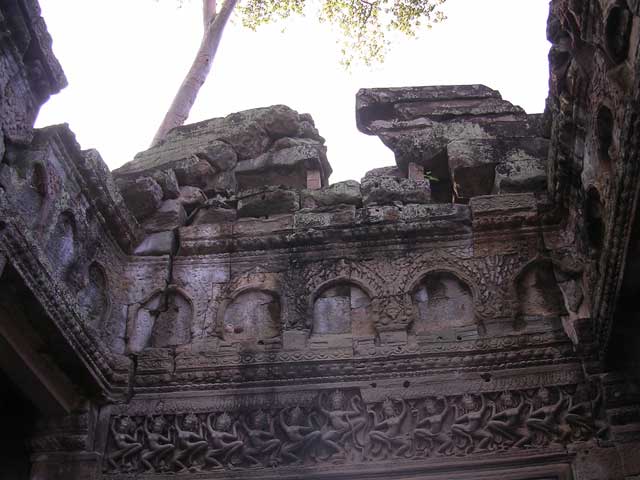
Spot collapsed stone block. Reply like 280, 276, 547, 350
235, 144, 328, 190
142, 199, 187, 233
133, 230, 175, 256
173, 158, 216, 188
447, 140, 498, 201
237, 187, 300, 218
191, 200, 237, 225
361, 167, 431, 205
116, 176, 163, 221
177, 186, 207, 214
301, 180, 362, 208
151, 169, 180, 199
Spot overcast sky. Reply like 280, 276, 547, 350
35, 0, 551, 183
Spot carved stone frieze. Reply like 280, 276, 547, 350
103, 382, 605, 475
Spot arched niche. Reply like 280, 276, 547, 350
605, 4, 632, 64
128, 288, 193, 353
515, 260, 568, 325
410, 271, 476, 338
222, 289, 281, 345
311, 282, 375, 341
46, 211, 77, 276
596, 105, 615, 166
78, 262, 110, 331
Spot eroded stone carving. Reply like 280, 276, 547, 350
128, 288, 193, 352
411, 271, 476, 338
103, 383, 604, 474
222, 290, 281, 345
311, 283, 376, 343
515, 260, 568, 327
78, 262, 110, 330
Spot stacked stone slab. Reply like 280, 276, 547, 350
357, 85, 548, 203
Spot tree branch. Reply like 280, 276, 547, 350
203, 0, 217, 28
152, 0, 239, 146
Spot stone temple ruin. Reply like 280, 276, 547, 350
2, 0, 640, 479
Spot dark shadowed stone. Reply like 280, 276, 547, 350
447, 140, 498, 201
151, 169, 180, 199
235, 144, 329, 190
301, 180, 362, 208
174, 158, 216, 188
191, 199, 237, 225
116, 176, 163, 221
177, 186, 207, 214
205, 171, 237, 196
361, 167, 431, 205
237, 187, 300, 218
495, 158, 547, 193
142, 199, 187, 233
199, 140, 238, 172
133, 230, 174, 256
448, 137, 549, 200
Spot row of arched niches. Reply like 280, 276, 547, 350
24, 177, 570, 355
122, 259, 570, 354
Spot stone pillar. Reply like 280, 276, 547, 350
306, 169, 322, 190
29, 407, 101, 480
31, 452, 101, 480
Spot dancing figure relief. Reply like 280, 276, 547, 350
366, 397, 412, 459
451, 394, 495, 452
140, 416, 175, 473
173, 413, 209, 472
204, 412, 244, 468
279, 406, 322, 464
486, 391, 531, 448
106, 416, 143, 471
413, 396, 455, 456
526, 387, 569, 443
103, 384, 605, 474
315, 390, 367, 459
239, 409, 281, 466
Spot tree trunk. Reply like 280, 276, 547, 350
151, 0, 238, 146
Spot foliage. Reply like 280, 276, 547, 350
238, 0, 447, 67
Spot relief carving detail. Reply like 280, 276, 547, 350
103, 383, 605, 474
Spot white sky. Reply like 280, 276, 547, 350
35, 0, 551, 183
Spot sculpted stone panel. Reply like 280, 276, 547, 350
312, 283, 375, 338
515, 260, 567, 325
128, 289, 193, 352
411, 271, 476, 338
46, 211, 77, 277
103, 383, 604, 475
222, 290, 281, 345
78, 262, 110, 331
